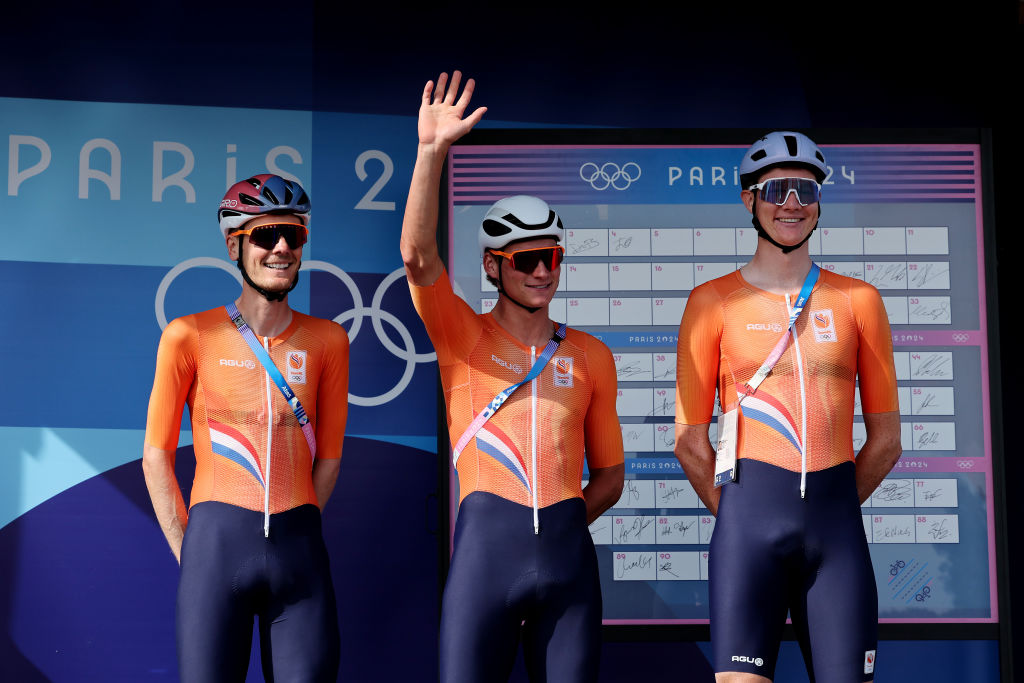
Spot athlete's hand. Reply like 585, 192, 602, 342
418, 71, 487, 149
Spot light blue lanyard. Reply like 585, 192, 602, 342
743, 264, 820, 394
452, 323, 567, 464
225, 303, 317, 460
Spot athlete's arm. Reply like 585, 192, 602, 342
674, 284, 724, 516
142, 444, 188, 562
582, 340, 624, 523
312, 458, 341, 511
855, 411, 902, 503
401, 71, 486, 287
142, 318, 196, 562
583, 464, 624, 524
674, 424, 720, 516
313, 322, 349, 511
850, 281, 901, 503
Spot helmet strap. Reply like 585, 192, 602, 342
751, 192, 821, 255
236, 240, 300, 303
495, 257, 543, 314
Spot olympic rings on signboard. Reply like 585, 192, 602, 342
579, 162, 641, 191
155, 259, 436, 406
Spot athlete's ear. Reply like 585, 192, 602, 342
227, 233, 240, 260
483, 250, 500, 280
741, 189, 755, 214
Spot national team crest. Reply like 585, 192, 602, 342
553, 356, 573, 387
811, 309, 837, 343
287, 350, 307, 384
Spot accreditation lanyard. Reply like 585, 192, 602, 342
715, 264, 820, 488
225, 303, 317, 461
741, 264, 820, 397
452, 323, 568, 465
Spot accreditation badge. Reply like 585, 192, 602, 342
714, 408, 738, 487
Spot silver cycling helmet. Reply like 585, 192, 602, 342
739, 131, 827, 189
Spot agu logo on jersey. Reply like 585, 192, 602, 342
811, 309, 837, 343
553, 357, 573, 387
287, 350, 307, 384
863, 649, 876, 674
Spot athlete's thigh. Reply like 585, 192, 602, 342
521, 498, 602, 683
796, 483, 878, 682
259, 506, 340, 683
440, 494, 530, 683
709, 471, 797, 679
176, 503, 256, 683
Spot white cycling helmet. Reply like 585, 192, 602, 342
739, 131, 827, 189
479, 195, 564, 256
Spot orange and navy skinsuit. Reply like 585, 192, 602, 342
145, 306, 348, 683
675, 268, 898, 681
410, 269, 623, 683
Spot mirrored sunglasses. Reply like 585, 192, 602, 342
749, 177, 822, 206
232, 222, 308, 250
490, 245, 565, 273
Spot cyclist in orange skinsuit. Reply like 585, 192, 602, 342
401, 71, 624, 683
142, 174, 348, 683
674, 132, 901, 683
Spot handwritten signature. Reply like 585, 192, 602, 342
927, 519, 951, 540
912, 353, 951, 378
910, 263, 949, 288
571, 238, 600, 255
616, 515, 654, 543
875, 480, 912, 502
867, 263, 907, 287
616, 552, 653, 579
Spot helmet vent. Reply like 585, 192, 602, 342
784, 135, 799, 156
816, 151, 825, 163
502, 210, 557, 231
244, 177, 261, 188
283, 186, 293, 204
482, 219, 512, 237
262, 186, 280, 204
239, 193, 262, 206
750, 150, 767, 162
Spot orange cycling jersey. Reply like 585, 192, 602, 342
410, 269, 623, 508
145, 307, 349, 513
675, 269, 898, 473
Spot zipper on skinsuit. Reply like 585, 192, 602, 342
786, 294, 809, 498
531, 344, 540, 535
262, 337, 273, 537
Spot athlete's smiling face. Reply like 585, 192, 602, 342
484, 237, 561, 308
741, 166, 820, 248
228, 214, 304, 293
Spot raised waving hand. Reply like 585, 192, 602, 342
418, 71, 487, 149
401, 71, 486, 286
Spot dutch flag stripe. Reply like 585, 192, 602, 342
476, 426, 532, 494
209, 420, 265, 488
740, 394, 802, 453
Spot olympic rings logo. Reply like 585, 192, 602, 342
155, 258, 436, 407
956, 460, 974, 469
951, 333, 969, 344
579, 162, 641, 191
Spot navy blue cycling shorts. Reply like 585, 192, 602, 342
440, 491, 602, 683
710, 460, 878, 682
176, 501, 339, 683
